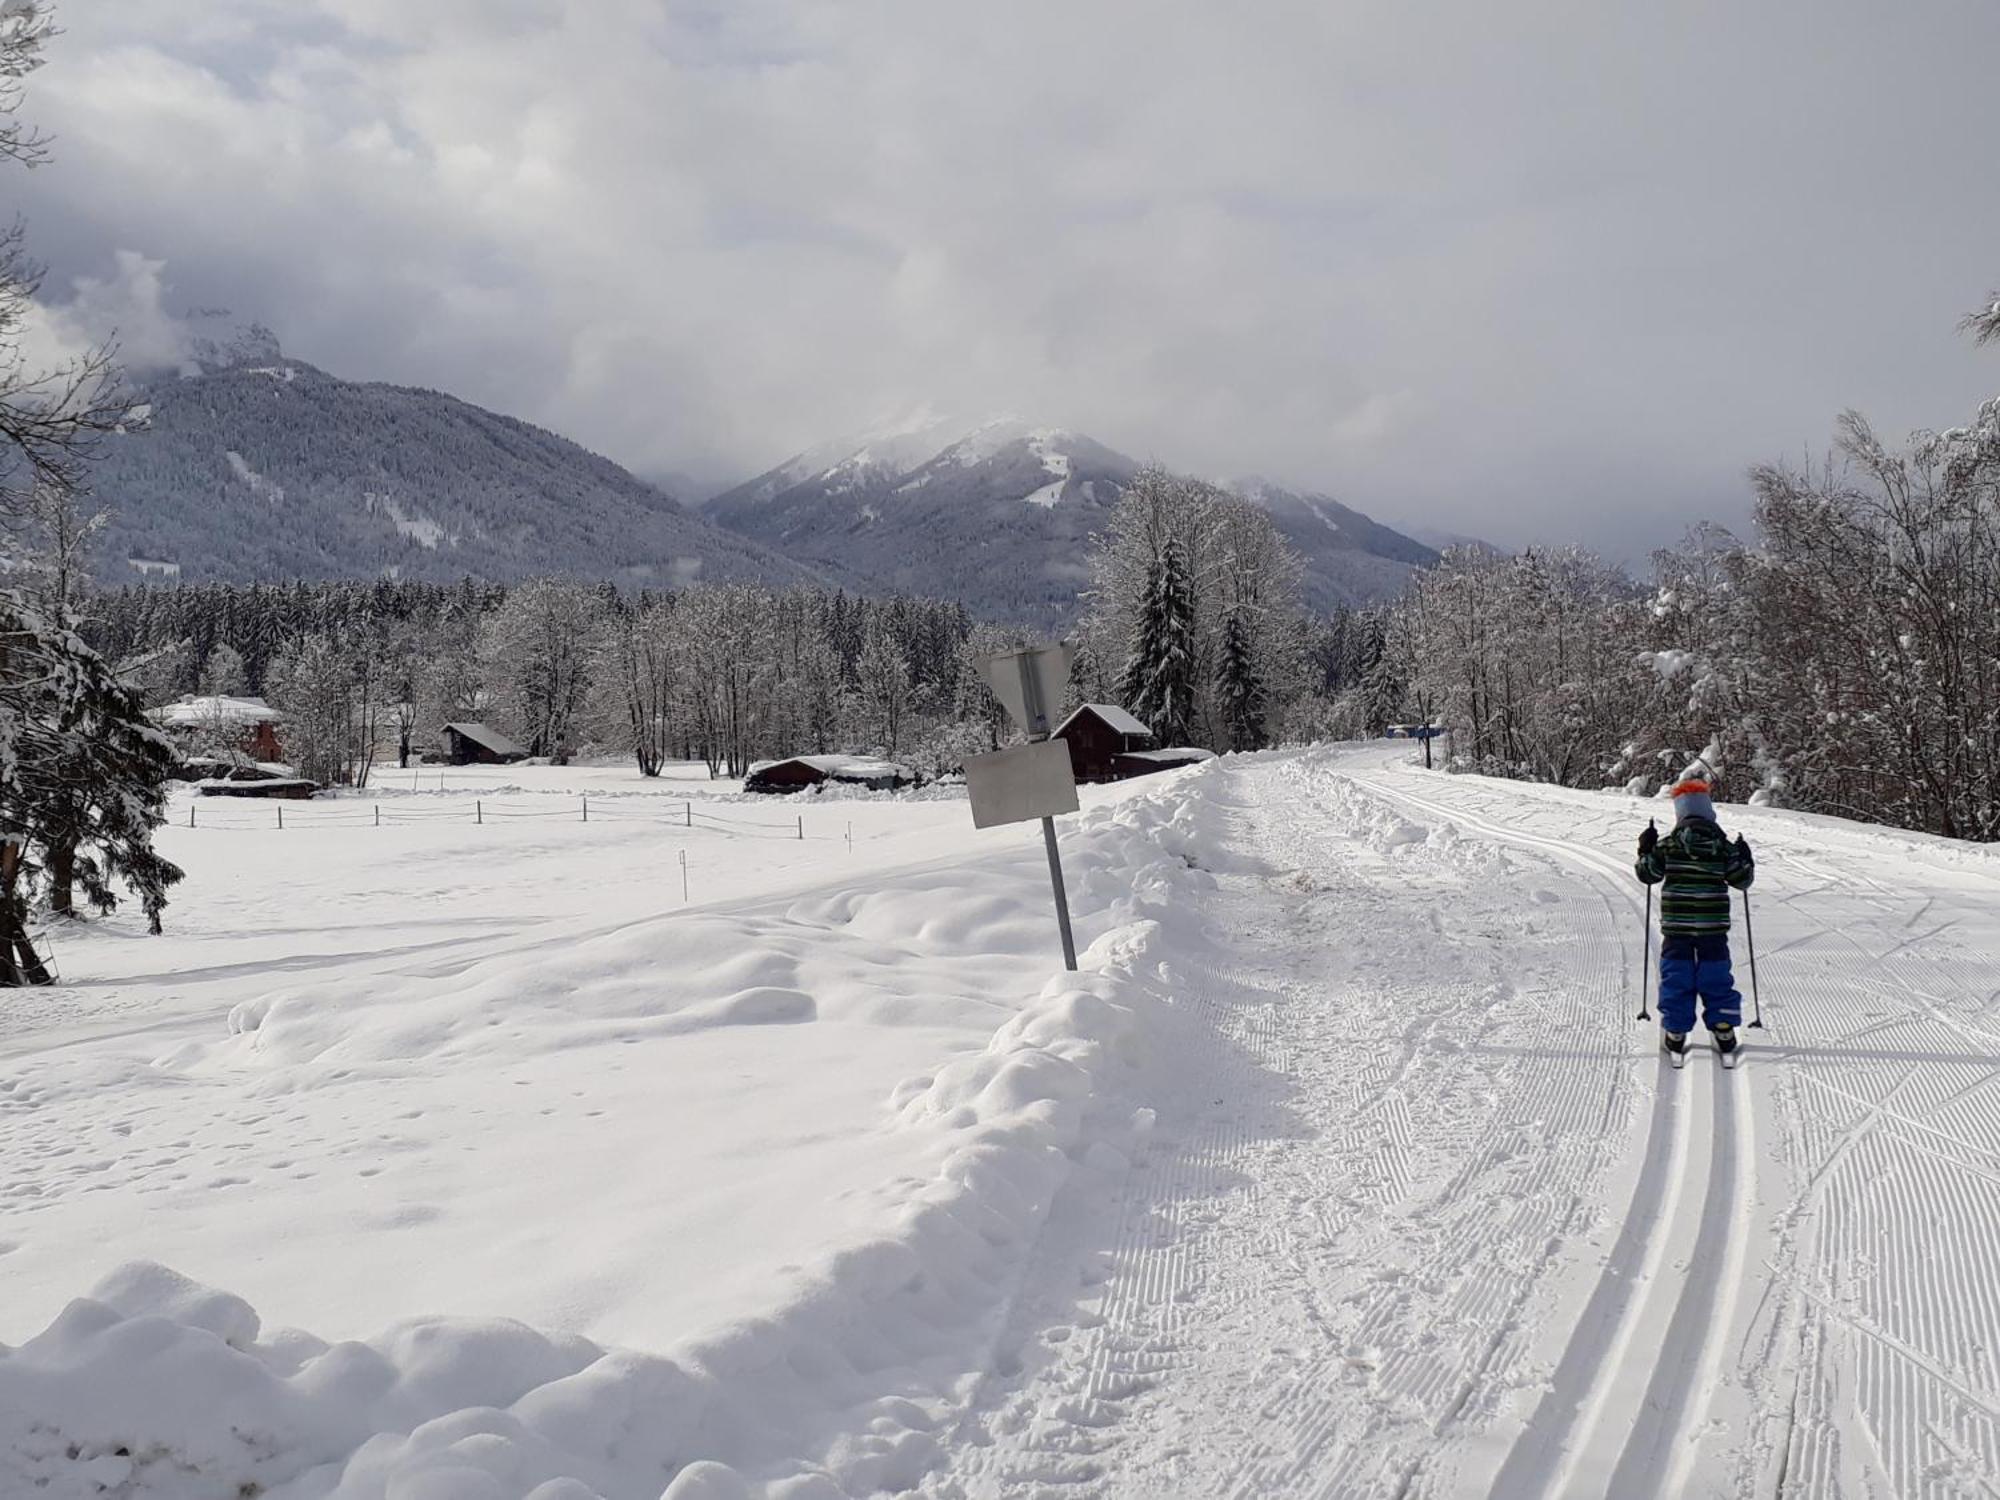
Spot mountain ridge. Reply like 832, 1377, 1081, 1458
87, 343, 819, 591
706, 416, 1439, 620
86, 344, 1443, 618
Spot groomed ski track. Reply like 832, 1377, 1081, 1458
924, 743, 2000, 1499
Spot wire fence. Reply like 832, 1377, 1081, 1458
172, 794, 849, 842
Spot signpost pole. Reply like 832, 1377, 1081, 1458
1040, 816, 1078, 971
1016, 655, 1079, 972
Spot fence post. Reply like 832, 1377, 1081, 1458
847, 821, 852, 853
277, 804, 284, 830
375, 804, 381, 827
189, 803, 196, 829
582, 795, 589, 823
680, 849, 689, 903
797, 814, 803, 841
685, 802, 692, 828
477, 800, 483, 825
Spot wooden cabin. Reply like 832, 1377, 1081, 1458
745, 755, 914, 794
1053, 703, 1154, 782
1112, 746, 1217, 780
441, 722, 529, 765
195, 776, 318, 800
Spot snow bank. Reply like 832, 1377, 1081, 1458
1, 765, 1229, 1499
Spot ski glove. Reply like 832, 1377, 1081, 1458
1637, 824, 1658, 856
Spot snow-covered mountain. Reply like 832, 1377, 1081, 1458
87, 335, 819, 590
87, 347, 1439, 616
1227, 478, 1442, 613
706, 416, 1437, 622
703, 414, 1139, 623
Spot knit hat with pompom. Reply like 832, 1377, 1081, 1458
1670, 778, 1716, 823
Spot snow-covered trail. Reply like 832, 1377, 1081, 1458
929, 745, 2000, 1499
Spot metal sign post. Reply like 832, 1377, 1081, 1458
1389, 722, 1446, 769
1012, 650, 1078, 972
970, 641, 1081, 971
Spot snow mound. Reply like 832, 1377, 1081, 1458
0, 1261, 642, 1499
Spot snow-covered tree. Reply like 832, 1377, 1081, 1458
481, 580, 601, 762
198, 643, 248, 698
1088, 467, 1305, 749
415, 606, 485, 751
1965, 286, 2000, 348
0, 35, 182, 962
1118, 541, 1199, 746
857, 613, 912, 755
600, 596, 679, 776
1215, 608, 1266, 752
0, 594, 183, 963
787, 632, 845, 757
0, 13, 123, 529
267, 633, 360, 786
677, 584, 775, 778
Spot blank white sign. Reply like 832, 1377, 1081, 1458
964, 740, 1080, 829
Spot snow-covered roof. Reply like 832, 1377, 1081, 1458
749, 755, 913, 782
152, 695, 283, 727
442, 722, 528, 757
1119, 747, 1216, 765
1056, 703, 1151, 738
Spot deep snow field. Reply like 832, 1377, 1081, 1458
6, 747, 2000, 1498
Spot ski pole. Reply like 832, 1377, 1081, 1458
1636, 882, 1653, 1021
1635, 818, 1656, 1022
1742, 888, 1764, 1029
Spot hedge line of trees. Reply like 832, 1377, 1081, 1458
87, 468, 1339, 787
1350, 385, 2000, 842
89, 580, 1000, 785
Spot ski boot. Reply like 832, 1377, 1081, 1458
1661, 1029, 1689, 1069
1712, 1022, 1740, 1069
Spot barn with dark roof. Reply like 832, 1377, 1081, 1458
440, 722, 529, 766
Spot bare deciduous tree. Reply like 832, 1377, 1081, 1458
1, 4, 126, 527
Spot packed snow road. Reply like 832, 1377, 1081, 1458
929, 744, 2000, 1499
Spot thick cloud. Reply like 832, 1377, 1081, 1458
12, 0, 2000, 554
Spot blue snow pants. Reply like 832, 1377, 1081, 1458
1659, 933, 1742, 1033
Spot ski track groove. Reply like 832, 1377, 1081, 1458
919, 749, 2000, 1498
1344, 766, 1759, 1499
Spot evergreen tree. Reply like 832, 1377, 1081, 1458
0, 594, 183, 965
1215, 607, 1268, 751
1119, 541, 1198, 745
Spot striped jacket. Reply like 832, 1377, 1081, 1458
1636, 816, 1754, 934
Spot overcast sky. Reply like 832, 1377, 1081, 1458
13, 1, 2000, 554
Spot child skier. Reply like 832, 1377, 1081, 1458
1636, 776, 1755, 1061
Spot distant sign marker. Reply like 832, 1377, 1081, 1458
971, 641, 1081, 971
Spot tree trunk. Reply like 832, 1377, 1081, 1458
0, 844, 51, 986
47, 839, 74, 918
